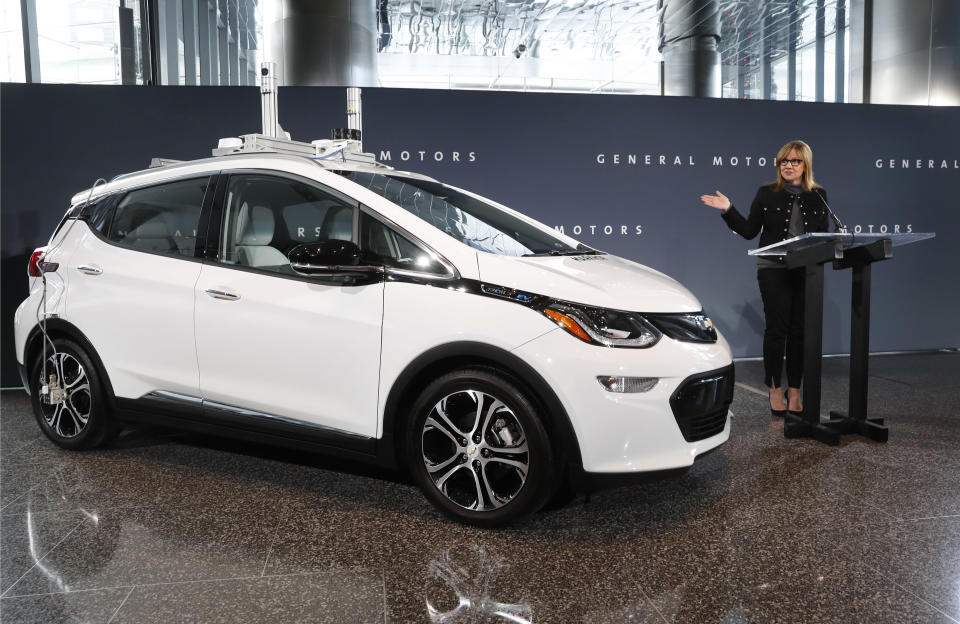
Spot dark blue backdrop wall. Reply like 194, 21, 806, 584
2, 83, 958, 387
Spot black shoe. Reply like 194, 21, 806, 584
788, 409, 804, 417
771, 408, 787, 417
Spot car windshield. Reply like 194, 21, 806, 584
336, 171, 591, 257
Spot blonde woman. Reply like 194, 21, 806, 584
700, 140, 831, 417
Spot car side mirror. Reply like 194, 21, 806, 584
288, 240, 383, 278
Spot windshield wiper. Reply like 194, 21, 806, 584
522, 249, 603, 257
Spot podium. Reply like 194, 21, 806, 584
749, 232, 935, 445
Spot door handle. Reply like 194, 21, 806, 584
77, 264, 102, 276
204, 288, 240, 301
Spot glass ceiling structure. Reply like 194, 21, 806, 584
0, 0, 853, 102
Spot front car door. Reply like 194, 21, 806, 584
194, 171, 384, 439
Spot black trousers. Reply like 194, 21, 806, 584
757, 268, 805, 389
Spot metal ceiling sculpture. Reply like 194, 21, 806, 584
376, 0, 840, 64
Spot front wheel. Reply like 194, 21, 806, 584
30, 338, 113, 450
406, 369, 556, 527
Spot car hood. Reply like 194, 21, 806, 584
475, 253, 702, 313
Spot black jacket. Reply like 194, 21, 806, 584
721, 184, 831, 253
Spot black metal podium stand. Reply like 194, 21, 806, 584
749, 232, 935, 446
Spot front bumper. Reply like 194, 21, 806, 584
512, 328, 734, 474
577, 444, 725, 492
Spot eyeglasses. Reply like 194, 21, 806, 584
779, 159, 803, 167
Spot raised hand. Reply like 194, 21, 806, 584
700, 191, 731, 211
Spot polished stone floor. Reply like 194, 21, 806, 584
1, 352, 958, 623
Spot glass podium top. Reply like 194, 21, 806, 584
748, 232, 936, 257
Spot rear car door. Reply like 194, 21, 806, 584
64, 176, 213, 399
194, 171, 384, 438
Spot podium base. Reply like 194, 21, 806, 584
826, 411, 889, 442
783, 413, 840, 445
782, 412, 888, 444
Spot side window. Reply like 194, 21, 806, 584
107, 177, 209, 256
360, 212, 448, 275
54, 196, 111, 241
220, 174, 357, 274
84, 195, 116, 235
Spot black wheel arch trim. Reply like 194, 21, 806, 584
379, 341, 584, 476
23, 319, 116, 402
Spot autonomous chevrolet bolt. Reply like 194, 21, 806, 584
14, 135, 734, 527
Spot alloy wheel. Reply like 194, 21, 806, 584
421, 389, 529, 511
37, 352, 91, 439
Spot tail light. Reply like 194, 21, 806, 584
28, 249, 58, 277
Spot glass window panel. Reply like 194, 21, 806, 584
339, 171, 579, 257
798, 5, 817, 47
359, 213, 447, 274
722, 79, 738, 99
36, 0, 121, 84
824, 33, 836, 102
220, 174, 356, 274
771, 56, 788, 101
825, 4, 837, 35
109, 177, 210, 256
0, 0, 25, 82
795, 42, 816, 102
742, 69, 762, 100
844, 25, 850, 103
83, 194, 117, 235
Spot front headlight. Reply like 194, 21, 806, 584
645, 313, 718, 343
542, 302, 661, 348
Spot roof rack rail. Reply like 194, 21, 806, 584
149, 157, 183, 168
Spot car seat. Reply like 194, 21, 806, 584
235, 203, 288, 268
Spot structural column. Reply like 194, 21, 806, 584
157, 0, 179, 84
854, 0, 960, 105
658, 0, 722, 97
835, 0, 846, 102
228, 0, 239, 84
788, 0, 799, 100
183, 0, 199, 85
269, 0, 378, 86
815, 0, 826, 101
218, 1, 229, 85
761, 7, 773, 99
119, 6, 137, 84
198, 0, 215, 84
20, 0, 40, 83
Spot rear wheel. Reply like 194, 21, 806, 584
406, 369, 555, 527
30, 338, 113, 450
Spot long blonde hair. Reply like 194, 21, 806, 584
771, 140, 820, 192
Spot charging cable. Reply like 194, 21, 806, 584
37, 178, 106, 401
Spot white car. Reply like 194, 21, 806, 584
14, 147, 734, 526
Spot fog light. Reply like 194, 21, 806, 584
596, 376, 658, 393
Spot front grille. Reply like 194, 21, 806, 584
669, 364, 735, 442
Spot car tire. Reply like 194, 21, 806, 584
30, 338, 114, 450
406, 368, 556, 527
